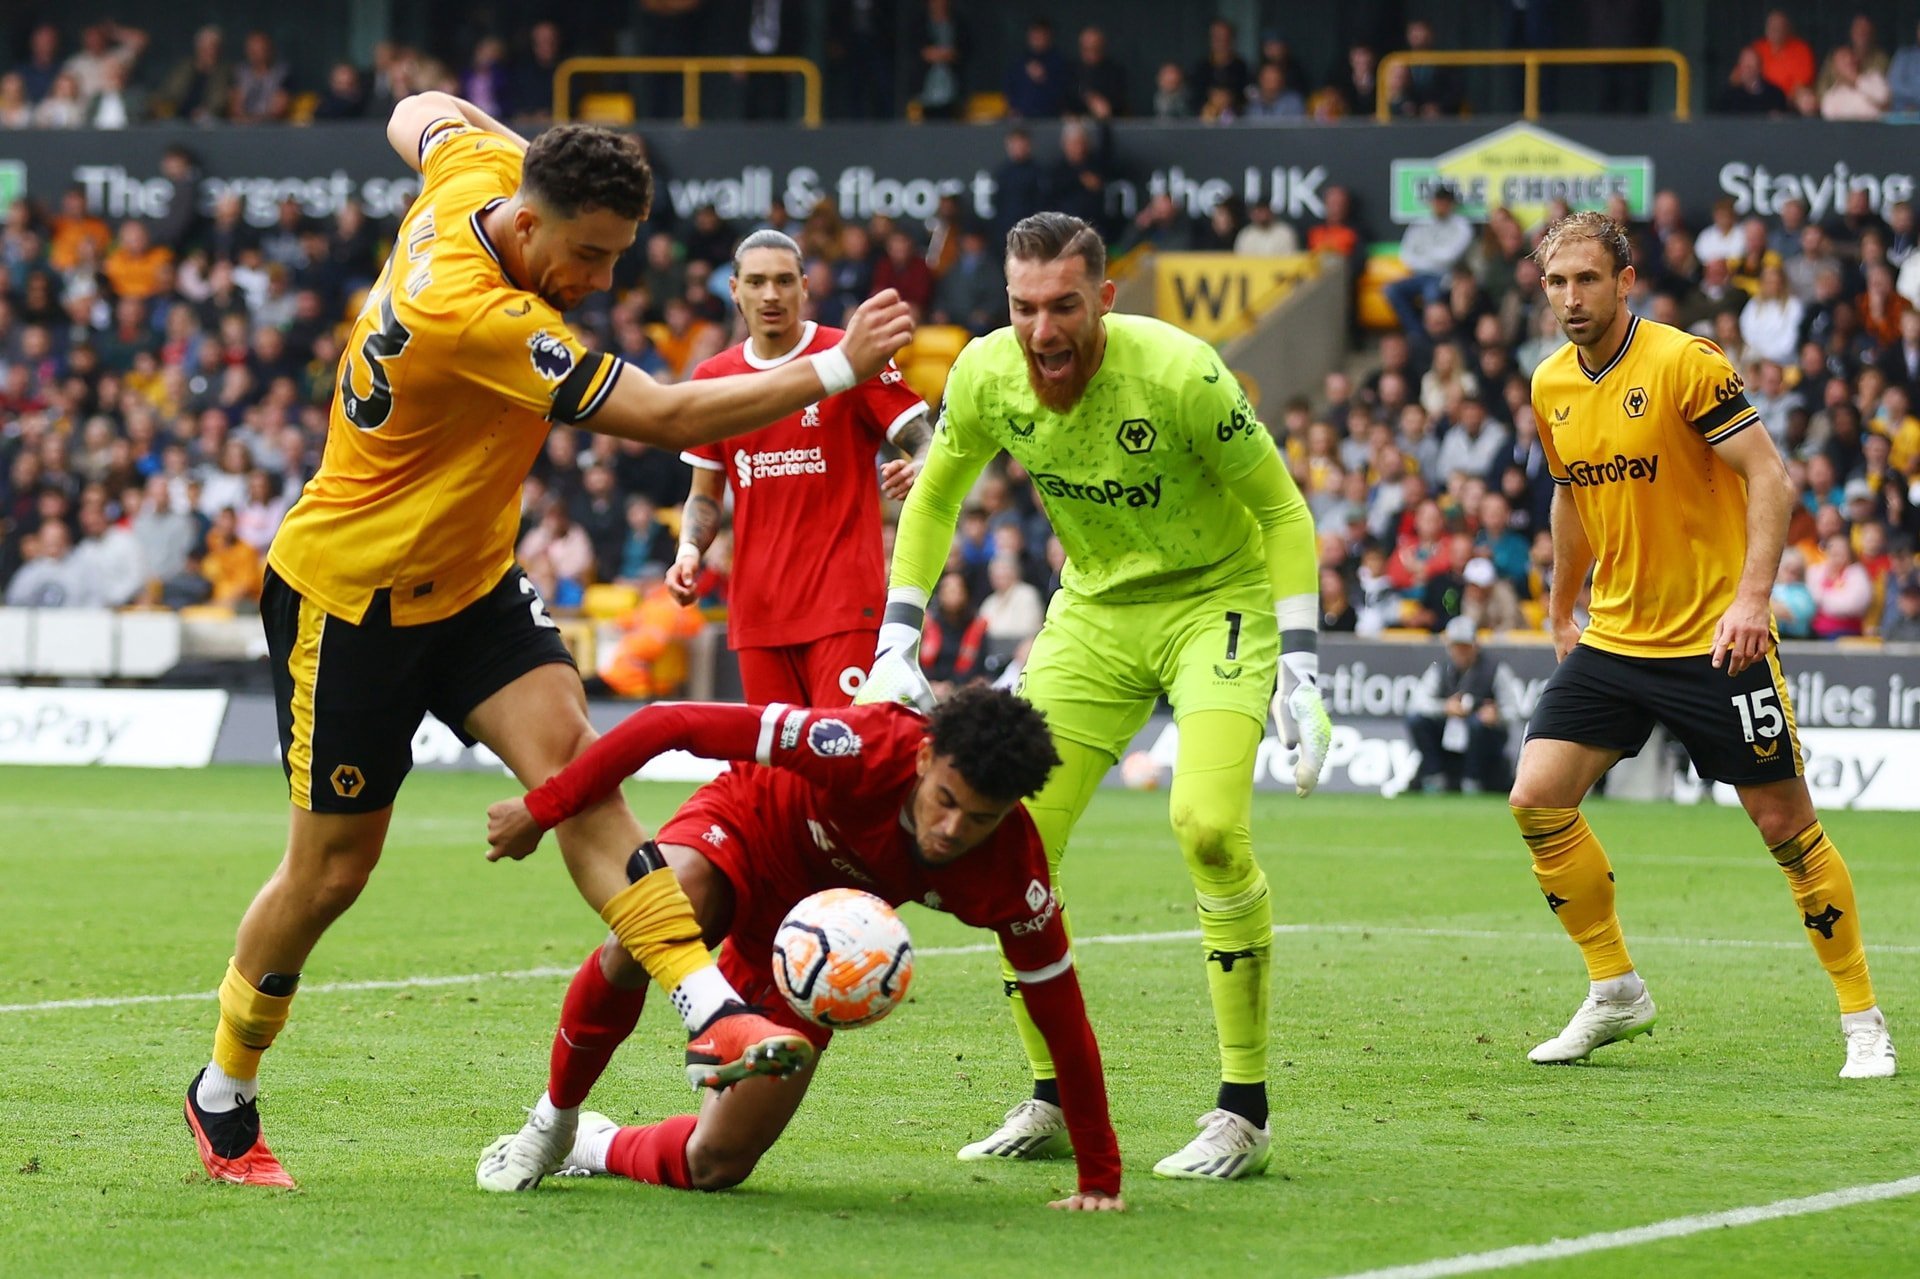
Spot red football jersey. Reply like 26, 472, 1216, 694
684, 322, 926, 650
521, 698, 1119, 1196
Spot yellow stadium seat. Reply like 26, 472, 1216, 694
964, 92, 1008, 122
1358, 251, 1409, 332
584, 582, 641, 620
578, 93, 636, 125
177, 603, 237, 622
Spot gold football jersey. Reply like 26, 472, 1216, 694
1530, 314, 1762, 657
269, 118, 621, 625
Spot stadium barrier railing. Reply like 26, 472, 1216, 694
1375, 47, 1691, 123
553, 56, 824, 127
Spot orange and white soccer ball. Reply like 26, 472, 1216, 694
771, 888, 914, 1029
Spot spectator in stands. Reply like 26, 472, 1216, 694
1051, 119, 1109, 231
1810, 532, 1873, 637
129, 473, 195, 587
199, 505, 262, 606
155, 25, 232, 123
1234, 201, 1298, 256
0, 72, 30, 127
1831, 187, 1892, 260
1717, 46, 1791, 114
921, 570, 986, 696
1694, 196, 1744, 265
1400, 19, 1461, 116
1405, 616, 1517, 793
1750, 9, 1816, 98
992, 127, 1047, 239
932, 223, 1003, 335
1748, 359, 1805, 448
977, 553, 1044, 672
312, 63, 368, 120
460, 36, 512, 120
1772, 545, 1817, 638
1822, 14, 1890, 92
102, 221, 173, 303
71, 498, 147, 607
508, 21, 564, 124
1243, 61, 1304, 120
1385, 187, 1474, 339
1858, 263, 1909, 350
32, 72, 86, 127
612, 493, 676, 587
1071, 24, 1126, 120
1434, 395, 1509, 481
828, 0, 898, 120
1420, 342, 1476, 417
1889, 21, 1920, 113
85, 60, 143, 128
872, 228, 935, 320
1741, 264, 1806, 365
1003, 17, 1070, 119
14, 22, 61, 103
1325, 43, 1377, 118
1189, 18, 1250, 116
516, 499, 595, 608
908, 0, 969, 120
1306, 183, 1364, 269
1884, 579, 1920, 641
5, 522, 88, 607
1150, 62, 1191, 120
1820, 46, 1891, 120
64, 21, 146, 101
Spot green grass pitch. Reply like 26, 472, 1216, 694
1, 765, 1916, 1277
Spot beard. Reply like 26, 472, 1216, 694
1023, 329, 1099, 412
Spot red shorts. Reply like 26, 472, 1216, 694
734, 628, 878, 707
657, 770, 834, 1051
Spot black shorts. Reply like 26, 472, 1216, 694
262, 565, 575, 813
1526, 643, 1804, 787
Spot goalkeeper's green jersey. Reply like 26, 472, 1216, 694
896, 313, 1279, 604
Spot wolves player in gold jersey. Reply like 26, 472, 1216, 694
1519, 211, 1894, 1078
181, 91, 914, 1187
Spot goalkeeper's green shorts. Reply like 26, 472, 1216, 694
1015, 579, 1277, 760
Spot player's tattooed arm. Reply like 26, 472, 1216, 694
666, 467, 725, 606
880, 411, 933, 502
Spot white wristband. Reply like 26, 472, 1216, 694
676, 541, 702, 559
811, 346, 857, 396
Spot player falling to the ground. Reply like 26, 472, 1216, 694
182, 91, 914, 1188
475, 687, 1124, 1211
669, 229, 933, 706
860, 212, 1332, 1180
1518, 210, 1895, 1078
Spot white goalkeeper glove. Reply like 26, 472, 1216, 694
1273, 650, 1332, 797
856, 620, 936, 712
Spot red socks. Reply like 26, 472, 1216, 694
606, 1116, 698, 1187
548, 949, 648, 1109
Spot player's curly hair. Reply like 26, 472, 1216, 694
1006, 211, 1107, 280
928, 685, 1062, 804
521, 124, 653, 222
1532, 210, 1632, 276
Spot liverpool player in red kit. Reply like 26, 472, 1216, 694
475, 687, 1124, 1210
669, 229, 933, 705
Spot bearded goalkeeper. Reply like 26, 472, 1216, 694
861, 212, 1331, 1180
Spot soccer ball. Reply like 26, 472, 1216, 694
771, 888, 914, 1030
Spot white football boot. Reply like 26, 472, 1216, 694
956, 1098, 1070, 1161
1152, 1108, 1271, 1181
554, 1110, 622, 1177
1840, 1011, 1897, 1079
1528, 988, 1658, 1064
476, 1102, 577, 1192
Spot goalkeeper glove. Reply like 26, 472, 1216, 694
856, 620, 935, 712
1272, 650, 1333, 797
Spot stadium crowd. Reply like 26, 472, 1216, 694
8, 9, 1920, 128
4, 12, 1920, 674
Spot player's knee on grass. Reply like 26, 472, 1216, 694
684, 1129, 768, 1191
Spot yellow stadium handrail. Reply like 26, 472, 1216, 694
1376, 48, 1690, 123
555, 56, 823, 127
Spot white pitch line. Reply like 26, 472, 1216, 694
1325, 1174, 1920, 1279
3, 921, 1915, 1016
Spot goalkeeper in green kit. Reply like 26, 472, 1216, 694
859, 213, 1332, 1180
